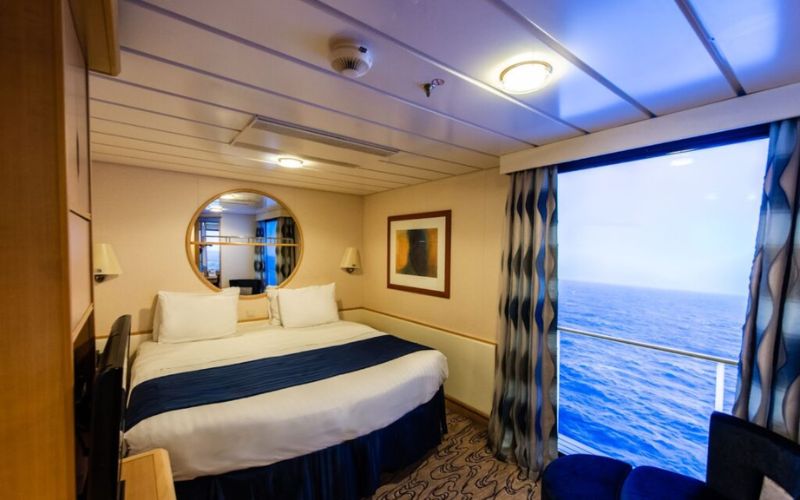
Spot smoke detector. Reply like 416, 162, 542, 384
330, 40, 373, 78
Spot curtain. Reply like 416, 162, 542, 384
275, 217, 297, 283
488, 167, 558, 478
734, 119, 800, 441
254, 220, 267, 284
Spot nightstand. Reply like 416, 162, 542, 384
120, 449, 177, 500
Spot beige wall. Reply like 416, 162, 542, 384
92, 162, 364, 334
362, 168, 509, 343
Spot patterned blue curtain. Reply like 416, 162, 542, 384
275, 217, 297, 282
734, 119, 800, 441
489, 167, 558, 478
254, 220, 268, 284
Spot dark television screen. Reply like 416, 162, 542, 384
84, 315, 131, 500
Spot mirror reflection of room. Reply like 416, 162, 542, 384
193, 191, 299, 294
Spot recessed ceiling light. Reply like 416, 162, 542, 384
277, 157, 304, 168
209, 206, 224, 213
499, 61, 553, 94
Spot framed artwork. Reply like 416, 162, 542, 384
387, 210, 451, 298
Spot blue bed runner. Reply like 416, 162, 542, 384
125, 335, 431, 431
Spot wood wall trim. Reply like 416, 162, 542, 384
69, 207, 92, 221
446, 395, 489, 422
96, 307, 362, 339
356, 307, 497, 345
71, 0, 121, 75
71, 303, 94, 342
97, 307, 496, 346
239, 315, 269, 323
97, 329, 152, 339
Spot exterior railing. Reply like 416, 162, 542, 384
558, 325, 738, 411
556, 325, 738, 456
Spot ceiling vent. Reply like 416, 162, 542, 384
232, 116, 400, 158
330, 40, 373, 78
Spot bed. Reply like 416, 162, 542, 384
124, 319, 449, 499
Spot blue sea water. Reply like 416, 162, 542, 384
558, 280, 748, 479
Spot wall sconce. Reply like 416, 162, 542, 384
93, 243, 122, 283
340, 247, 361, 274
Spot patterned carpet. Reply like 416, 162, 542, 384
370, 410, 538, 499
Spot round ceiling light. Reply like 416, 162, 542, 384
277, 157, 304, 168
499, 61, 553, 94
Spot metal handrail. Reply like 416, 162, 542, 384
558, 325, 738, 366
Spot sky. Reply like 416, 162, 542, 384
558, 137, 769, 296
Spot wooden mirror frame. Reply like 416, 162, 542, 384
184, 188, 304, 300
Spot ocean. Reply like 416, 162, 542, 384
558, 280, 748, 479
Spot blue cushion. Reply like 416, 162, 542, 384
620, 466, 715, 500
542, 454, 632, 500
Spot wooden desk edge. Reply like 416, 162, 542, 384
121, 448, 176, 500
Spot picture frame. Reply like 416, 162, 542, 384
387, 210, 451, 298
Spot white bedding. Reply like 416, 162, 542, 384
124, 321, 449, 480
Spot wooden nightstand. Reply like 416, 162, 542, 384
120, 449, 177, 500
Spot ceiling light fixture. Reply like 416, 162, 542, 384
277, 157, 304, 168
499, 60, 553, 94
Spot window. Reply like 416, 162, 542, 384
557, 135, 769, 478
198, 217, 221, 274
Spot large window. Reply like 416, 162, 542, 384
557, 136, 769, 478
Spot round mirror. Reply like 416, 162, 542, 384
186, 190, 302, 298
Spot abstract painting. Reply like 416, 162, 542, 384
387, 210, 450, 297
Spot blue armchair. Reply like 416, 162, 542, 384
542, 412, 800, 500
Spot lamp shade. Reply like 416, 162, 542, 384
339, 247, 361, 271
93, 243, 122, 277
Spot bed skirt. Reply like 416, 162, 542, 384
174, 386, 447, 500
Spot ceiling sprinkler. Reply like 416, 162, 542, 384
423, 78, 445, 97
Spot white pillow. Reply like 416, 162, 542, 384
277, 283, 339, 328
266, 288, 281, 326
760, 477, 792, 500
153, 288, 240, 343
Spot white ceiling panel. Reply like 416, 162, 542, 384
378, 153, 474, 175
88, 0, 800, 195
90, 121, 457, 181
144, 0, 582, 146
92, 132, 445, 182
318, 0, 648, 131
690, 0, 800, 93
90, 100, 239, 142
93, 151, 376, 195
91, 77, 253, 130
91, 134, 419, 188
117, 1, 525, 155
101, 52, 496, 169
90, 97, 446, 179
91, 144, 391, 192
501, 0, 736, 115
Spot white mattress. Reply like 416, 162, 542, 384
124, 321, 449, 480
